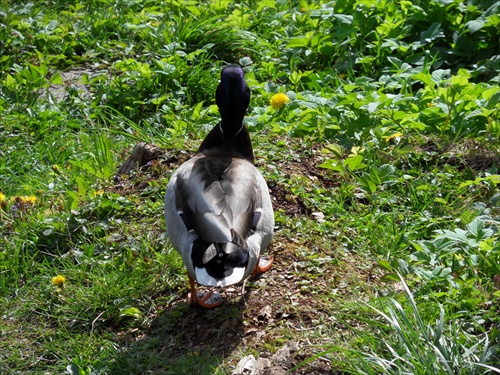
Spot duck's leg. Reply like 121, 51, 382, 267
187, 274, 223, 308
251, 256, 274, 279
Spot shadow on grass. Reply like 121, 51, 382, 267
107, 289, 252, 374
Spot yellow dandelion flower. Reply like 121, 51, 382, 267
0, 192, 6, 204
270, 93, 290, 110
384, 132, 403, 142
25, 195, 37, 204
52, 275, 66, 287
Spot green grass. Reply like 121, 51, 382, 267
1, 0, 499, 374
319, 275, 500, 374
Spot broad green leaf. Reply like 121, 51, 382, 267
239, 56, 253, 66
466, 19, 484, 33
451, 74, 469, 88
485, 174, 500, 185
120, 306, 143, 319
393, 111, 409, 121
320, 42, 334, 55
377, 260, 394, 271
464, 109, 486, 119
410, 251, 431, 262
3, 74, 16, 89
264, 81, 276, 93
318, 159, 343, 171
482, 87, 500, 100
459, 175, 500, 188
344, 154, 367, 171
257, 0, 276, 11
360, 175, 377, 193
431, 69, 450, 84
333, 14, 353, 24
287, 37, 309, 48
420, 22, 444, 43
412, 72, 433, 85
380, 273, 400, 282
332, 24, 355, 38
366, 101, 380, 114
407, 121, 428, 130
467, 218, 493, 240
49, 72, 63, 85
155, 61, 176, 75
378, 164, 396, 181
324, 144, 344, 157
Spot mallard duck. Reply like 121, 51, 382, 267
164, 65, 274, 308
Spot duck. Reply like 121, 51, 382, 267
164, 65, 274, 308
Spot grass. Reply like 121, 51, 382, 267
348, 275, 500, 374
1, 0, 499, 374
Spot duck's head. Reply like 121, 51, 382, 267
216, 65, 250, 136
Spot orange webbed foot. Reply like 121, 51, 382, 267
187, 274, 223, 308
251, 256, 274, 279
187, 290, 224, 308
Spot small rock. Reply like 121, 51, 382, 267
263, 365, 286, 375
267, 341, 301, 374
232, 355, 256, 375
233, 343, 299, 375
254, 357, 272, 374
312, 211, 325, 223
258, 305, 272, 321
271, 345, 291, 368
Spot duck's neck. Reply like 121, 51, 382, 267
220, 118, 244, 137
197, 121, 254, 163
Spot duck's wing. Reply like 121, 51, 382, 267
176, 156, 258, 242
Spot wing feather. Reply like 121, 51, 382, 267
174, 156, 260, 244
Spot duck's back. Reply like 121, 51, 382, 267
172, 155, 262, 242
164, 154, 273, 286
